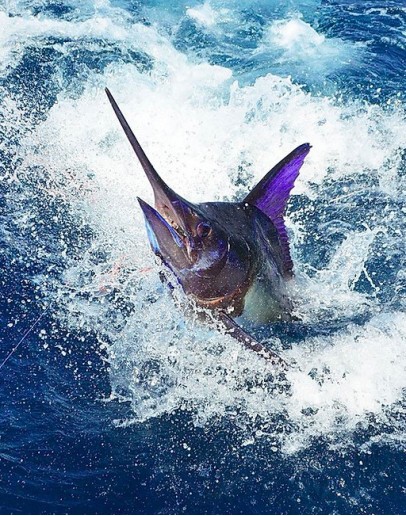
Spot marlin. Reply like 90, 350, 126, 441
106, 88, 310, 368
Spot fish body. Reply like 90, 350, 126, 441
106, 88, 310, 366
176, 201, 293, 322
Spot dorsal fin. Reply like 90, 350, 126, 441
244, 143, 311, 221
244, 143, 311, 276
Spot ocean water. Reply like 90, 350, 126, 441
0, 0, 405, 513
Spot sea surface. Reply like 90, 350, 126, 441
0, 0, 405, 514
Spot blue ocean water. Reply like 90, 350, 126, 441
0, 0, 405, 514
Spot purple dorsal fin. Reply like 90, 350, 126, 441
244, 143, 311, 276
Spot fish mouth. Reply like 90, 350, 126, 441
138, 195, 214, 268
137, 197, 184, 246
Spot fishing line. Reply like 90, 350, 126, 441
0, 304, 52, 371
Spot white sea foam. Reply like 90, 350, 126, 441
260, 17, 352, 60
186, 2, 222, 28
4, 2, 405, 453
251, 15, 363, 83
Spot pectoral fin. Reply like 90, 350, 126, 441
218, 312, 288, 369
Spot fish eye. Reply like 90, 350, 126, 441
196, 222, 212, 238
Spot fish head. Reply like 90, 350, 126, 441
138, 195, 254, 307
105, 88, 252, 305
138, 195, 229, 280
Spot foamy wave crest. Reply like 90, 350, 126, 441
255, 16, 362, 82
